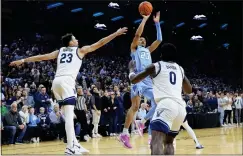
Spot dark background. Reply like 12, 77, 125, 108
2, 0, 242, 88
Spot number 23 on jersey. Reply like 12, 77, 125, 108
60, 53, 73, 63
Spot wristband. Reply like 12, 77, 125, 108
129, 72, 136, 79
21, 59, 25, 63
155, 22, 162, 41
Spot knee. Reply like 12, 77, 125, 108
8, 126, 17, 134
131, 104, 139, 112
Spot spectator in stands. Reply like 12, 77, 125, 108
122, 87, 131, 112
22, 89, 35, 107
116, 91, 124, 133
193, 95, 203, 112
91, 87, 102, 138
3, 102, 27, 144
31, 68, 40, 84
206, 91, 218, 110
223, 92, 233, 125
0, 100, 8, 116
19, 105, 29, 125
49, 104, 65, 140
186, 97, 194, 113
15, 90, 24, 111
234, 92, 242, 126
218, 93, 227, 126
26, 107, 40, 143
109, 92, 118, 136
37, 107, 51, 140
74, 86, 89, 141
101, 90, 110, 126
137, 103, 147, 120
35, 87, 50, 113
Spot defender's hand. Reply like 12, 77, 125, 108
9, 60, 24, 66
116, 27, 128, 36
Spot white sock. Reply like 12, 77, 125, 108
94, 124, 98, 134
73, 131, 79, 146
122, 128, 129, 135
64, 105, 75, 148
182, 121, 200, 146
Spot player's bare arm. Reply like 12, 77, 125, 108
148, 11, 162, 53
183, 76, 192, 94
79, 27, 128, 57
131, 15, 150, 52
9, 50, 59, 66
128, 60, 155, 84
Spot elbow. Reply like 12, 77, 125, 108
131, 78, 138, 84
134, 34, 141, 38
98, 39, 105, 47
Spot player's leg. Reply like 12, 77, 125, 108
165, 103, 186, 155
150, 99, 177, 154
150, 130, 166, 154
182, 120, 203, 149
119, 84, 140, 148
119, 96, 140, 148
136, 88, 156, 137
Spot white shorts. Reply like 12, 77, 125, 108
52, 76, 77, 105
150, 98, 186, 137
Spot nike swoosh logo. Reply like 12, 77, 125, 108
66, 148, 75, 154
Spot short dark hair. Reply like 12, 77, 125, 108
160, 43, 177, 62
61, 33, 73, 47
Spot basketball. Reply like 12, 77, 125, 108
138, 1, 153, 16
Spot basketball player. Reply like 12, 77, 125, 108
128, 43, 192, 155
118, 12, 162, 149
182, 116, 204, 149
10, 27, 128, 155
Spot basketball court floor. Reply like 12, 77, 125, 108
2, 127, 242, 155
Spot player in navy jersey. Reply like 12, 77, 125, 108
118, 12, 162, 148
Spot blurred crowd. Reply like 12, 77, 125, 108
1, 37, 242, 145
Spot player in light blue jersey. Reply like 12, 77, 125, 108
118, 12, 162, 148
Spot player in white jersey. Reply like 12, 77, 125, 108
128, 43, 192, 155
10, 27, 128, 155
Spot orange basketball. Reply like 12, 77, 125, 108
138, 1, 153, 16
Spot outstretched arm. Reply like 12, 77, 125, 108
128, 60, 156, 84
131, 15, 150, 52
80, 27, 128, 55
9, 50, 59, 66
148, 12, 162, 53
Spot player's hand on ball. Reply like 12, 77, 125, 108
153, 11, 160, 23
9, 60, 23, 66
142, 14, 151, 20
116, 27, 128, 36
128, 60, 136, 72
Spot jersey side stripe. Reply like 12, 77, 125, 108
154, 61, 161, 78
76, 48, 82, 60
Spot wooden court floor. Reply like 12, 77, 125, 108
1, 126, 242, 155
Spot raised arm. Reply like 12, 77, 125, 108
128, 60, 156, 84
131, 15, 150, 52
80, 27, 128, 55
148, 12, 163, 53
9, 50, 59, 66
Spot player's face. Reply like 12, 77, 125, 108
138, 37, 146, 47
71, 36, 79, 46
